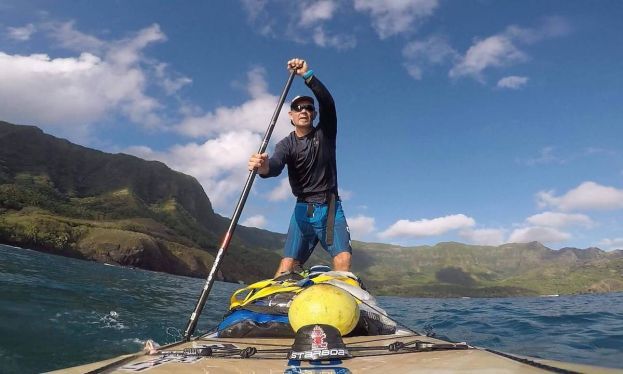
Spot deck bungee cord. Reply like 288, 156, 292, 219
483, 348, 582, 374
153, 338, 470, 360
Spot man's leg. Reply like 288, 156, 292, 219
274, 257, 300, 277
277, 203, 317, 277
323, 201, 352, 272
332, 251, 351, 272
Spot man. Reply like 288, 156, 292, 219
248, 58, 351, 276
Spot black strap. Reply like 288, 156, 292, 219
306, 203, 314, 218
326, 192, 336, 246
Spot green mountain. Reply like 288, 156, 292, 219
349, 241, 623, 297
1, 120, 622, 297
0, 120, 285, 283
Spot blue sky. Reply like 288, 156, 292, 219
1, 1, 622, 250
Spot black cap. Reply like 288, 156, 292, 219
290, 95, 315, 109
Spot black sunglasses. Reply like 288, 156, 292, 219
292, 104, 315, 112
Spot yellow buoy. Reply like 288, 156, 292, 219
288, 284, 360, 335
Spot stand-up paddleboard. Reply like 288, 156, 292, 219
52, 271, 619, 374
50, 328, 619, 373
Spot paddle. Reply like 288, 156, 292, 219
182, 69, 297, 341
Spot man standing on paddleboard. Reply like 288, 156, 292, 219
248, 58, 352, 276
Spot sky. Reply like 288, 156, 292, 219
1, 0, 622, 251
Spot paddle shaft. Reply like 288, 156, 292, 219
182, 70, 297, 341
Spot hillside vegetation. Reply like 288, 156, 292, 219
349, 241, 623, 296
0, 121, 284, 283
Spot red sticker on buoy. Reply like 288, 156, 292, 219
310, 325, 328, 350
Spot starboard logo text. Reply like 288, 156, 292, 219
289, 348, 348, 360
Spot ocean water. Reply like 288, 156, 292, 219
0, 244, 622, 373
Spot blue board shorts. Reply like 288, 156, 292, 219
284, 201, 352, 263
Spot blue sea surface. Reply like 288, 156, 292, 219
1, 244, 622, 373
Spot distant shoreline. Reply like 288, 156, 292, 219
2, 242, 621, 299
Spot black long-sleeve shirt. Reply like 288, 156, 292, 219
261, 76, 338, 203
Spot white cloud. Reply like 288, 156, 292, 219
7, 24, 36, 41
597, 238, 623, 251
126, 130, 262, 210
300, 0, 337, 27
353, 0, 439, 39
0, 51, 105, 125
497, 75, 528, 89
508, 226, 571, 244
450, 18, 570, 81
312, 26, 357, 50
537, 181, 623, 212
296, 0, 357, 50
348, 215, 376, 240
242, 214, 268, 229
154, 62, 192, 95
0, 51, 157, 130
107, 24, 167, 67
584, 147, 619, 157
241, 0, 269, 22
402, 35, 457, 79
379, 214, 475, 239
504, 16, 571, 44
45, 21, 106, 53
268, 178, 292, 201
525, 211, 594, 228
449, 34, 526, 81
517, 146, 565, 166
338, 188, 352, 201
175, 67, 292, 140
459, 228, 506, 246
241, 0, 355, 49
0, 22, 180, 136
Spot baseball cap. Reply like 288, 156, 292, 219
290, 95, 314, 109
